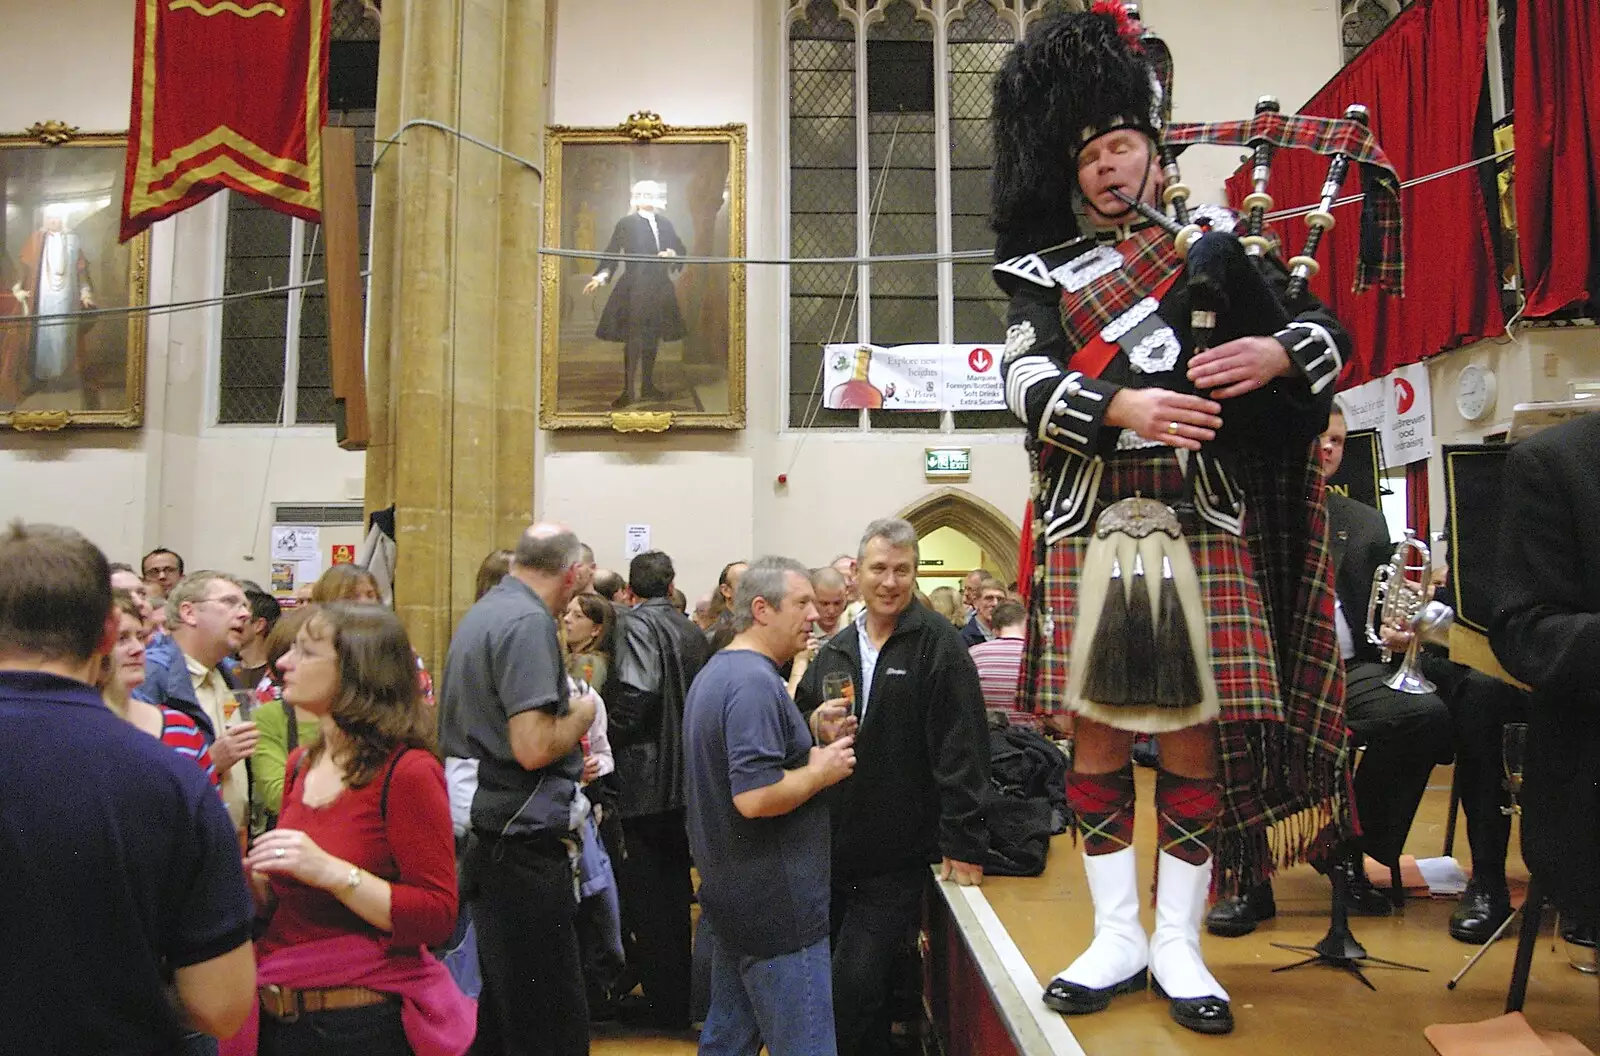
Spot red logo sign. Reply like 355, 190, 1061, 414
968, 347, 994, 373
1394, 377, 1416, 414
331, 545, 356, 565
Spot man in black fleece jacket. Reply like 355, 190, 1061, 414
796, 517, 990, 1056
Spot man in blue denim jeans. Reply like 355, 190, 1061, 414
685, 556, 859, 1055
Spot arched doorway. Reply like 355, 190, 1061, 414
896, 487, 1022, 588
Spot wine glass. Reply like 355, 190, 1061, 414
823, 671, 857, 719
1500, 723, 1527, 816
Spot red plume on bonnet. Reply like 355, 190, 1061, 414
1089, 0, 1145, 52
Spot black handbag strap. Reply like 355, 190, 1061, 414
283, 697, 298, 754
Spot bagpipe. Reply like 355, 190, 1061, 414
1112, 100, 1384, 316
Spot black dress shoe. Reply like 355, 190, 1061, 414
1316, 853, 1393, 916
1153, 978, 1234, 1035
1449, 882, 1513, 944
1042, 968, 1147, 1015
1343, 870, 1395, 916
1205, 882, 1276, 938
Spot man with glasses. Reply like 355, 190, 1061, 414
141, 547, 185, 600
136, 571, 257, 829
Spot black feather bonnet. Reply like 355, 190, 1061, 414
990, 2, 1174, 251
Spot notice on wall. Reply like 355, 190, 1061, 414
822, 343, 1005, 412
624, 524, 651, 559
271, 525, 322, 595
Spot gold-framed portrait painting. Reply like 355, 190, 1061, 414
541, 113, 745, 431
0, 123, 149, 430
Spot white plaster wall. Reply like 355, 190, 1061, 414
1143, 0, 1344, 202
539, 0, 1349, 601
0, 0, 365, 572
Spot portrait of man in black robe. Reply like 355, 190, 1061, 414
584, 180, 688, 408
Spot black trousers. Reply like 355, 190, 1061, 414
615, 809, 693, 1028
1345, 660, 1453, 865
260, 1001, 410, 1056
1442, 667, 1531, 886
830, 867, 926, 1056
468, 834, 588, 1056
621, 333, 661, 398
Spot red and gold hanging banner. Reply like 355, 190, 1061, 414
120, 0, 330, 242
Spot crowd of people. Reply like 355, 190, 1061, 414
2, 507, 1014, 1056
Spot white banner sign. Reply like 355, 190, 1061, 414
1382, 361, 1434, 466
1337, 375, 1387, 433
1339, 363, 1433, 466
822, 343, 1005, 412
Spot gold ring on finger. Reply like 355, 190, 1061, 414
1167, 421, 1180, 435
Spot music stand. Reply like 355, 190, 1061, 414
1271, 851, 1429, 990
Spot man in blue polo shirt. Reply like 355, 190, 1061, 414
0, 521, 256, 1054
685, 555, 858, 1056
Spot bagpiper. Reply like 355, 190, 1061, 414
990, 1, 1404, 1035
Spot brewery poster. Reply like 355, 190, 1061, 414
821, 343, 1004, 412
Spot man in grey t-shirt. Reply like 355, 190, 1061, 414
440, 523, 594, 1056
686, 556, 857, 1056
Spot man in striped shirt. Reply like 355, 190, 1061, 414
969, 601, 1026, 712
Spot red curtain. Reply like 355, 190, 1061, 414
1406, 461, 1430, 539
1514, 0, 1600, 317
1226, 0, 1499, 388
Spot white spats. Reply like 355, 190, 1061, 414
1149, 851, 1230, 1002
1053, 847, 1149, 991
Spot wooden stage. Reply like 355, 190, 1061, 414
593, 768, 1599, 1056
924, 769, 1600, 1055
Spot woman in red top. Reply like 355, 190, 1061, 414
242, 604, 469, 1056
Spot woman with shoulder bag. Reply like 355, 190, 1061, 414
233, 604, 472, 1056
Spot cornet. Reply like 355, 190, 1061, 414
1366, 530, 1454, 694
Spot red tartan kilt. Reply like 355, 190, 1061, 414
1027, 452, 1283, 726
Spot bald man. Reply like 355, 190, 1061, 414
809, 565, 849, 645
441, 522, 596, 1054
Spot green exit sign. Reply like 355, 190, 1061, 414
925, 447, 971, 479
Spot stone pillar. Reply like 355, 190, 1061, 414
365, 0, 545, 667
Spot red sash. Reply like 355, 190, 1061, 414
1063, 267, 1184, 379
